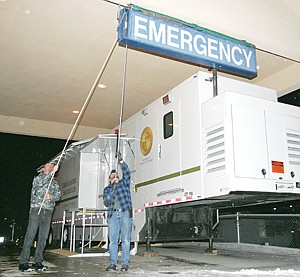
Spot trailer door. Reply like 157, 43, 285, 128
232, 104, 270, 179
157, 98, 181, 197
78, 152, 100, 209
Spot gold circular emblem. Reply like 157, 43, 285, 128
140, 127, 153, 156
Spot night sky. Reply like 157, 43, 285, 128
0, 132, 69, 229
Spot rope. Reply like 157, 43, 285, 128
38, 39, 118, 215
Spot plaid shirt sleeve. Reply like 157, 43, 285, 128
120, 161, 131, 187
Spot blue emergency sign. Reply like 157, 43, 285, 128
118, 8, 257, 78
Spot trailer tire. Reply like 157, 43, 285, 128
61, 227, 69, 247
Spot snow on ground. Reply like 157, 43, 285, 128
2, 243, 300, 276
127, 268, 300, 276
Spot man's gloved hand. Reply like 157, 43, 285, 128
52, 164, 59, 174
112, 181, 117, 190
116, 152, 123, 163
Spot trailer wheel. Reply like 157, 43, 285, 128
61, 227, 69, 247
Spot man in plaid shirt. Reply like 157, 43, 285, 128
103, 155, 132, 272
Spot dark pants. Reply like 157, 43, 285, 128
19, 208, 53, 264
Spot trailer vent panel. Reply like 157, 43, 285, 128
203, 124, 225, 174
287, 130, 300, 166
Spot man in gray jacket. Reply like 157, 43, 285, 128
19, 163, 61, 272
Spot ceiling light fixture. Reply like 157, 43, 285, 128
98, 83, 106, 89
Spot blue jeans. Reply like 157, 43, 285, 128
19, 208, 53, 264
108, 210, 132, 266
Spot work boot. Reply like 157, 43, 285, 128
120, 264, 129, 272
106, 264, 118, 271
32, 262, 49, 271
18, 262, 32, 272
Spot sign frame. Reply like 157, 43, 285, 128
118, 7, 257, 78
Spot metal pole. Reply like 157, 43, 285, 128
236, 212, 241, 244
115, 44, 128, 164
89, 212, 93, 249
212, 68, 218, 97
146, 208, 152, 251
71, 210, 75, 252
11, 221, 15, 242
82, 208, 86, 254
61, 210, 66, 249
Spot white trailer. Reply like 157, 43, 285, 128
49, 71, 300, 251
